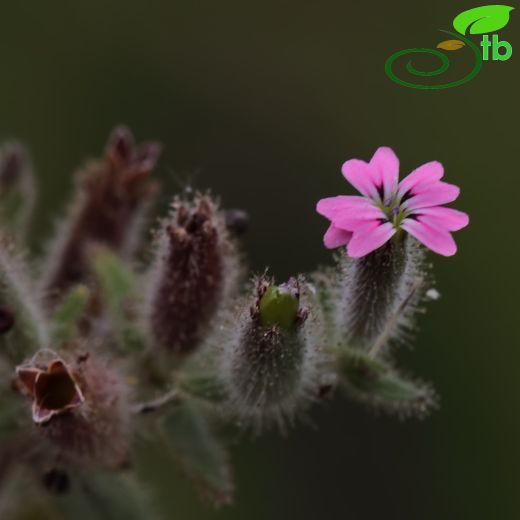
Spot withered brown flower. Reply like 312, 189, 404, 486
16, 359, 85, 424
15, 352, 130, 468
43, 126, 161, 299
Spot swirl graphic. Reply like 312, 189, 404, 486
385, 30, 483, 89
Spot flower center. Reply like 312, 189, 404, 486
378, 195, 408, 229
35, 368, 80, 411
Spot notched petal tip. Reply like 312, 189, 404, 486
323, 223, 352, 249
402, 220, 458, 257
370, 147, 399, 183
416, 207, 470, 232
404, 181, 460, 210
398, 161, 445, 197
341, 159, 379, 198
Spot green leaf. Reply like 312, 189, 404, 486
178, 371, 228, 404
335, 348, 436, 416
0, 398, 20, 436
50, 285, 89, 345
93, 249, 136, 307
453, 5, 514, 35
310, 267, 338, 334
0, 364, 21, 434
160, 401, 233, 505
92, 249, 146, 351
55, 472, 158, 520
0, 232, 49, 350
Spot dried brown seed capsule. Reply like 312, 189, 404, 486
43, 126, 161, 300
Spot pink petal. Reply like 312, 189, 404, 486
16, 367, 41, 394
404, 181, 460, 210
323, 223, 352, 249
413, 207, 469, 231
341, 159, 379, 199
32, 403, 56, 424
346, 221, 396, 258
334, 205, 386, 231
316, 195, 371, 219
398, 161, 444, 197
369, 147, 399, 200
401, 218, 457, 256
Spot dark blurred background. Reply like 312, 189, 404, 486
1, 1, 519, 518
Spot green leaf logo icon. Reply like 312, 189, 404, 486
453, 5, 514, 35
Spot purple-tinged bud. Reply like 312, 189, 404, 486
224, 209, 249, 235
222, 276, 320, 429
42, 126, 161, 301
145, 195, 241, 357
0, 145, 23, 185
0, 141, 36, 238
16, 351, 131, 468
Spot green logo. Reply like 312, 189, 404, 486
385, 5, 514, 89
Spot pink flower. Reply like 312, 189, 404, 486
316, 147, 469, 258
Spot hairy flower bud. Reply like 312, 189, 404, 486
339, 235, 426, 349
42, 127, 161, 300
16, 350, 130, 468
222, 277, 320, 429
145, 195, 240, 357
0, 141, 35, 239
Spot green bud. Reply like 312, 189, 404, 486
259, 282, 299, 330
222, 276, 320, 429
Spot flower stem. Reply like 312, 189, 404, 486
131, 389, 181, 414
